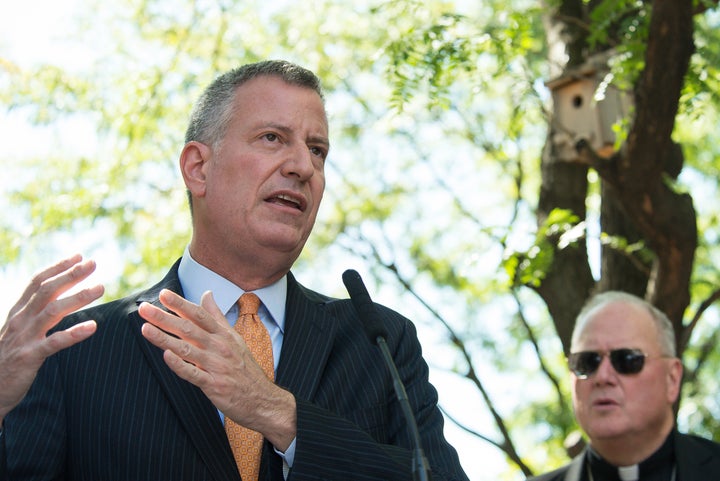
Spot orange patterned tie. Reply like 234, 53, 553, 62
225, 292, 274, 481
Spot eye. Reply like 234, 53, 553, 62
310, 146, 327, 159
263, 133, 279, 142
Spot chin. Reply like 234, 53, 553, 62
585, 422, 630, 441
262, 235, 307, 255
258, 228, 303, 247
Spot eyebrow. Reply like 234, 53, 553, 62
308, 135, 330, 150
264, 122, 330, 149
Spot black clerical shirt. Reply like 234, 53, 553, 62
585, 432, 676, 481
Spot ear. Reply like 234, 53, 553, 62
665, 357, 683, 403
180, 141, 211, 198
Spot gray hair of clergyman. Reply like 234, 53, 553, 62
571, 291, 677, 357
184, 60, 325, 150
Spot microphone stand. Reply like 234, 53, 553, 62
373, 334, 432, 481
342, 269, 432, 481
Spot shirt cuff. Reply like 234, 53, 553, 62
274, 436, 296, 478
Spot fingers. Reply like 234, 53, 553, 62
138, 290, 226, 368
139, 289, 227, 338
9, 255, 79, 317
162, 347, 211, 386
199, 290, 226, 320
4, 255, 105, 340
141, 318, 214, 389
161, 289, 224, 334
0, 255, 103, 418
11, 254, 83, 310
137, 290, 283, 432
139, 297, 231, 394
42, 320, 98, 357
42, 284, 105, 325
9, 254, 104, 324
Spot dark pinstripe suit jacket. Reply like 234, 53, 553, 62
1, 261, 469, 481
526, 431, 720, 481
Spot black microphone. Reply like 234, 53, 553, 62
342, 269, 432, 481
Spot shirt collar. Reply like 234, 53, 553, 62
177, 247, 286, 333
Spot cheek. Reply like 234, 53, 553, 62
313, 172, 325, 193
622, 377, 666, 416
307, 177, 325, 213
571, 381, 587, 410
313, 183, 325, 207
664, 363, 682, 403
648, 376, 671, 402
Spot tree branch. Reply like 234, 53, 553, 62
678, 287, 720, 354
511, 288, 569, 414
347, 237, 534, 475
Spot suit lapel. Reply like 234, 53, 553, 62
128, 267, 339, 480
275, 272, 337, 401
130, 263, 241, 481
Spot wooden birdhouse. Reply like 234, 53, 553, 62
545, 52, 632, 161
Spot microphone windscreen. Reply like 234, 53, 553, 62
342, 269, 388, 342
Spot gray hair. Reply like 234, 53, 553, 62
184, 60, 325, 149
571, 291, 676, 356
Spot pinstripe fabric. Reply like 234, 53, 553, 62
1, 262, 239, 481
270, 276, 469, 481
0, 261, 469, 481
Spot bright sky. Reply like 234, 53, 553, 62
0, 2, 532, 480
1, 0, 120, 318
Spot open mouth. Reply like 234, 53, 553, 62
593, 397, 617, 407
267, 193, 304, 212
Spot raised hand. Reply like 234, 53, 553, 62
0, 254, 104, 422
139, 289, 296, 450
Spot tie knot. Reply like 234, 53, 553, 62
238, 292, 261, 315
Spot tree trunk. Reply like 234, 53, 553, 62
541, 0, 698, 358
598, 182, 650, 296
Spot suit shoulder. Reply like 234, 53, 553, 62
292, 279, 335, 304
57, 292, 140, 329
302, 284, 410, 327
289, 273, 412, 333
679, 432, 720, 453
57, 262, 182, 330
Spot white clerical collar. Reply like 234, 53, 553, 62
177, 247, 286, 332
618, 465, 639, 481
587, 463, 639, 481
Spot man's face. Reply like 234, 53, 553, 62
192, 75, 329, 271
571, 301, 682, 449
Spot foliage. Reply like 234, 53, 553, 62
504, 208, 585, 288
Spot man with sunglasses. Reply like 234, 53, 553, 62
528, 291, 720, 481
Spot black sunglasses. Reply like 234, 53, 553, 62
567, 348, 648, 378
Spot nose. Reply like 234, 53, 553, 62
281, 144, 316, 181
592, 355, 617, 384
